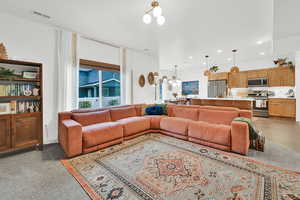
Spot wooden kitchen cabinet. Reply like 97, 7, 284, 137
208, 72, 228, 81
247, 69, 268, 79
268, 67, 295, 87
228, 72, 248, 88
0, 115, 11, 151
269, 98, 296, 118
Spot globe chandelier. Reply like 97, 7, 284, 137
168, 65, 181, 86
143, 0, 166, 26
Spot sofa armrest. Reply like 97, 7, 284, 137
239, 110, 253, 120
59, 119, 83, 158
231, 121, 250, 155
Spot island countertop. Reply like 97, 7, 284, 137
191, 98, 253, 110
199, 97, 255, 101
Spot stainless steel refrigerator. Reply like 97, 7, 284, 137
208, 80, 227, 98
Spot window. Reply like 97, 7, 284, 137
78, 59, 121, 109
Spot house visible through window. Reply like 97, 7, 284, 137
78, 59, 121, 109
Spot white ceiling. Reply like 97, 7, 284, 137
0, 0, 274, 69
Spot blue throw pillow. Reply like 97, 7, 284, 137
145, 105, 164, 115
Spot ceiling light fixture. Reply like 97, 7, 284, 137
260, 52, 265, 56
227, 58, 232, 61
143, 0, 166, 26
256, 41, 263, 45
217, 49, 223, 53
189, 56, 193, 59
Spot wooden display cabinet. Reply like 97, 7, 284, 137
0, 59, 43, 153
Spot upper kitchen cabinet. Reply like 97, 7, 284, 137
208, 72, 228, 81
247, 69, 268, 79
228, 72, 248, 88
268, 67, 295, 87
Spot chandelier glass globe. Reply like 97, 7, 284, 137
143, 14, 152, 24
156, 15, 165, 26
153, 6, 162, 17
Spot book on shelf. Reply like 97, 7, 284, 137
16, 100, 40, 113
0, 83, 38, 96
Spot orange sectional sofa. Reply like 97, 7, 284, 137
58, 104, 252, 158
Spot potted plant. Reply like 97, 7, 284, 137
273, 58, 287, 67
0, 67, 16, 78
209, 65, 219, 73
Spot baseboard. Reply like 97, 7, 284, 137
44, 138, 58, 144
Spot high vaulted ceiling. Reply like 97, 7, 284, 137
0, 0, 274, 69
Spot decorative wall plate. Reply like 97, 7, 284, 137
147, 72, 155, 85
138, 75, 145, 87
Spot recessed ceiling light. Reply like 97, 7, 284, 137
227, 58, 232, 61
256, 41, 263, 45
203, 62, 206, 65
259, 52, 265, 55
189, 56, 193, 59
217, 49, 223, 53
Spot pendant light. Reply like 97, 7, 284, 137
230, 49, 239, 73
203, 55, 210, 76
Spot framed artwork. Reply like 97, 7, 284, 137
182, 81, 199, 95
0, 102, 11, 115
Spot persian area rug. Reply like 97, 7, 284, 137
61, 134, 300, 200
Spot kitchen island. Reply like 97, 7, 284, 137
191, 98, 253, 110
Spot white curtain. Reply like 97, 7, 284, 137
56, 30, 79, 112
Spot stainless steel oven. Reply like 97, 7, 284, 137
248, 78, 268, 87
248, 90, 269, 117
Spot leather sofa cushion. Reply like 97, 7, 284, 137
188, 121, 231, 146
173, 107, 198, 121
82, 122, 123, 148
110, 106, 137, 121
144, 115, 166, 129
72, 110, 111, 126
118, 117, 151, 136
160, 117, 190, 135
198, 109, 239, 125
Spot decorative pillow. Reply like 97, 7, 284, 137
145, 105, 164, 115
155, 104, 168, 115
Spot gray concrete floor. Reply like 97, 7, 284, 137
1, 117, 300, 200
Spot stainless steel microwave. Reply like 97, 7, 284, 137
248, 78, 268, 87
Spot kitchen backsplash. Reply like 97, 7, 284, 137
230, 87, 295, 98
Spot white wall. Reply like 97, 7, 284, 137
160, 66, 208, 99
79, 37, 120, 65
0, 13, 57, 144
296, 52, 300, 122
126, 50, 159, 104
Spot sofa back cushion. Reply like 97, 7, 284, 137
198, 109, 239, 125
173, 107, 199, 121
72, 110, 111, 126
110, 106, 137, 121
200, 106, 239, 112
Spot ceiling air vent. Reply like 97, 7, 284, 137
32, 11, 51, 19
